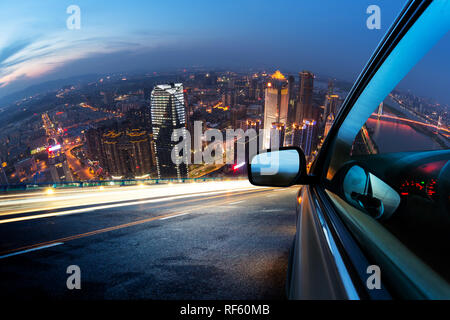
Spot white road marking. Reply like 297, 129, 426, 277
0, 242, 64, 259
229, 200, 244, 205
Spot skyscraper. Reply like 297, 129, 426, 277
323, 79, 333, 120
263, 71, 289, 149
151, 83, 189, 179
270, 122, 286, 149
300, 119, 318, 157
287, 75, 296, 125
296, 71, 314, 124
249, 77, 259, 101
291, 123, 303, 148
291, 120, 318, 157
324, 94, 340, 119
324, 113, 335, 138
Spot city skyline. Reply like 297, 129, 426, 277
0, 68, 336, 184
1, 64, 447, 185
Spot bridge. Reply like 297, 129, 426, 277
377, 96, 450, 135
370, 112, 450, 135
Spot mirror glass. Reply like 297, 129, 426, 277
343, 165, 400, 219
250, 149, 301, 187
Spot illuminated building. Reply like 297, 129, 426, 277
48, 154, 73, 183
85, 128, 105, 162
296, 71, 314, 124
247, 104, 262, 117
245, 118, 261, 132
0, 158, 8, 185
324, 113, 335, 138
151, 83, 189, 179
205, 71, 217, 86
302, 119, 318, 157
263, 71, 289, 149
102, 131, 128, 177
291, 123, 303, 147
102, 129, 154, 178
324, 94, 340, 119
291, 119, 318, 157
127, 129, 154, 176
249, 77, 259, 101
322, 79, 333, 118
270, 122, 286, 148
287, 75, 296, 125
222, 89, 237, 108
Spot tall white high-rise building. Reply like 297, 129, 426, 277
151, 83, 189, 179
263, 71, 289, 149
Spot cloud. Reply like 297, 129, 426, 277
0, 29, 177, 91
0, 39, 35, 64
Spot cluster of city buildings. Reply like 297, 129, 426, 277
260, 70, 341, 156
82, 70, 343, 181
1, 70, 345, 184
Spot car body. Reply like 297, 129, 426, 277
248, 0, 450, 299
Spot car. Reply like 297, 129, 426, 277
248, 0, 450, 299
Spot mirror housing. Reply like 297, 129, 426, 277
247, 147, 309, 187
333, 162, 401, 220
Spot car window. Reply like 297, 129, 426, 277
324, 1, 450, 294
347, 37, 449, 279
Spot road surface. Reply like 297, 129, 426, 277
0, 180, 298, 299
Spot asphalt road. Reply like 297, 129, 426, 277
0, 181, 298, 300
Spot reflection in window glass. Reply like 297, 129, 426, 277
346, 34, 450, 281
351, 93, 449, 156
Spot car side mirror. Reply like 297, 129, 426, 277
336, 163, 401, 220
248, 147, 308, 187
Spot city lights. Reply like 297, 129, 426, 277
47, 144, 61, 153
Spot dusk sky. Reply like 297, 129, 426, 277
0, 0, 448, 104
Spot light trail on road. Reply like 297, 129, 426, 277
0, 180, 297, 299
0, 185, 283, 257
0, 188, 271, 224
0, 180, 266, 219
